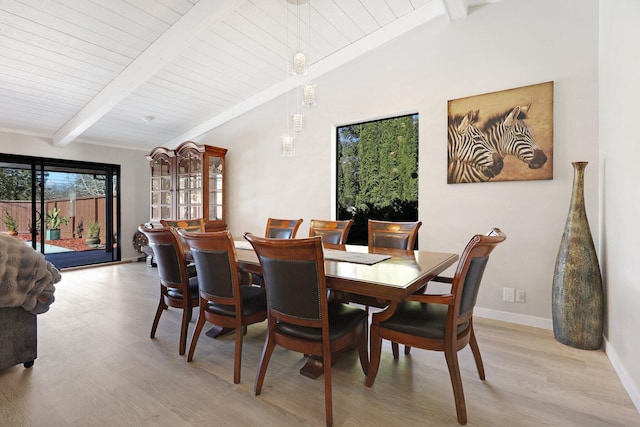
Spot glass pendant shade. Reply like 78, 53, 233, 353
302, 83, 316, 106
292, 51, 307, 75
282, 135, 295, 157
292, 112, 304, 133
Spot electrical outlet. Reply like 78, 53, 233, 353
503, 287, 515, 303
516, 290, 526, 303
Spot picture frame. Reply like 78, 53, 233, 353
447, 81, 554, 183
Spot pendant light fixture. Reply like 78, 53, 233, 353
281, 0, 315, 156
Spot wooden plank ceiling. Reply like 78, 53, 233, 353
0, 0, 474, 151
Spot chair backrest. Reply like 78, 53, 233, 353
452, 228, 506, 321
160, 218, 205, 250
244, 233, 327, 329
160, 218, 205, 232
138, 225, 190, 289
265, 218, 303, 239
368, 219, 422, 250
178, 230, 239, 303
308, 219, 354, 245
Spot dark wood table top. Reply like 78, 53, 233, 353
234, 241, 459, 302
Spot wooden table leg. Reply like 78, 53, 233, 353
300, 356, 324, 379
205, 325, 247, 339
299, 350, 344, 379
205, 325, 235, 338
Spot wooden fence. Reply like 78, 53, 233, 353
0, 197, 116, 240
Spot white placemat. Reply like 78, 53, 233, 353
234, 240, 390, 265
323, 248, 391, 265
234, 240, 253, 251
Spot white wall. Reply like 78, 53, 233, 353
0, 133, 150, 261
196, 0, 599, 328
599, 0, 640, 410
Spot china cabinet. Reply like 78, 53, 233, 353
147, 141, 227, 231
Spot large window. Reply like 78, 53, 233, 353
336, 113, 419, 245
0, 153, 121, 269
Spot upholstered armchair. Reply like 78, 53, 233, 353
0, 234, 60, 371
0, 307, 37, 370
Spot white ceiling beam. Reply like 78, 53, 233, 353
442, 0, 468, 21
166, 0, 447, 146
52, 0, 245, 147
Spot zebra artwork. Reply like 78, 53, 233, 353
447, 110, 504, 183
481, 104, 548, 171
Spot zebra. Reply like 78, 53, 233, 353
481, 104, 547, 170
448, 110, 504, 183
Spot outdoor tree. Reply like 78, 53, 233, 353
337, 114, 418, 212
336, 114, 419, 244
74, 174, 106, 197
0, 169, 31, 200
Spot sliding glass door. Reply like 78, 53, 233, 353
0, 153, 120, 269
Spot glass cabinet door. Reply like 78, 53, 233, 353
208, 155, 223, 221
150, 155, 172, 221
176, 148, 202, 220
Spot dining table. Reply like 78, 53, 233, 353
231, 239, 459, 378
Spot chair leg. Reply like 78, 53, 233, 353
469, 326, 485, 380
391, 342, 399, 359
444, 348, 467, 425
150, 294, 166, 339
404, 346, 412, 355
324, 349, 333, 427
254, 333, 276, 395
357, 321, 369, 376
365, 326, 382, 387
186, 304, 193, 323
179, 304, 190, 355
187, 309, 206, 362
233, 322, 244, 384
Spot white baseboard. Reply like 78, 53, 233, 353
604, 338, 640, 412
474, 307, 553, 330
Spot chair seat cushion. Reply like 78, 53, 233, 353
167, 276, 199, 299
379, 301, 468, 339
205, 285, 267, 317
278, 302, 367, 341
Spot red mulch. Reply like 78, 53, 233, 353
16, 235, 96, 251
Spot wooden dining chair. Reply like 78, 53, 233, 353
244, 233, 369, 427
161, 218, 205, 251
178, 230, 267, 384
308, 219, 354, 245
264, 218, 303, 239
367, 219, 422, 250
160, 218, 205, 232
365, 228, 506, 425
249, 217, 304, 287
138, 225, 199, 355
357, 219, 424, 325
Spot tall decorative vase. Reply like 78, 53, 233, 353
552, 161, 603, 349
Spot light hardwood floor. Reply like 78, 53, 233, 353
1, 262, 638, 426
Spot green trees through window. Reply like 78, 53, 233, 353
0, 169, 31, 200
337, 113, 419, 245
0, 169, 107, 201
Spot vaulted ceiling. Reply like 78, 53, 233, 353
0, 0, 478, 152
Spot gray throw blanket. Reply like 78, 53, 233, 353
0, 234, 61, 314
